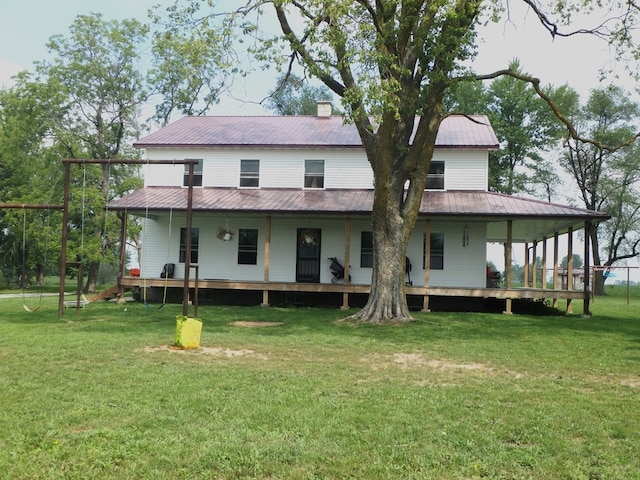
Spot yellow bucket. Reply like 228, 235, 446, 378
175, 315, 203, 349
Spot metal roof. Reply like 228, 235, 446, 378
109, 187, 609, 242
134, 114, 499, 149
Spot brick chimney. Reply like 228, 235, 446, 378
316, 101, 332, 118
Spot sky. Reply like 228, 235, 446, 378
1, 1, 638, 278
1, 1, 635, 111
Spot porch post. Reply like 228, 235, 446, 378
566, 227, 574, 313
117, 211, 128, 304
341, 217, 351, 310
583, 221, 592, 317
532, 241, 538, 288
58, 161, 71, 317
504, 220, 513, 314
552, 232, 559, 308
524, 242, 530, 287
182, 162, 194, 317
422, 219, 431, 312
542, 236, 547, 290
262, 215, 271, 306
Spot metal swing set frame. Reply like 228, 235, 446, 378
57, 159, 200, 317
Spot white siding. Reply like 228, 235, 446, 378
405, 221, 487, 288
139, 213, 488, 289
438, 150, 488, 191
142, 147, 486, 191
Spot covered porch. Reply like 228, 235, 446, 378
109, 188, 609, 315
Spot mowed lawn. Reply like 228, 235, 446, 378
1, 288, 639, 479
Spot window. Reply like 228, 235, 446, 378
179, 227, 199, 263
238, 229, 259, 265
183, 159, 203, 187
304, 159, 324, 188
360, 231, 373, 268
240, 159, 260, 187
425, 161, 444, 190
423, 232, 444, 270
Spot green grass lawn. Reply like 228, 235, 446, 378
1, 290, 639, 479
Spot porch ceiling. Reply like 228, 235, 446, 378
108, 187, 609, 242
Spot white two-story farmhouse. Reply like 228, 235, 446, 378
109, 104, 609, 313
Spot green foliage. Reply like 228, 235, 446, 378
148, 12, 236, 126
446, 59, 566, 195
561, 254, 584, 268
561, 85, 640, 278
37, 13, 147, 159
27, 13, 147, 290
265, 73, 338, 115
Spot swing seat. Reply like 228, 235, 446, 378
64, 300, 88, 308
23, 305, 41, 312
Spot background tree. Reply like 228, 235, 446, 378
35, 13, 146, 292
561, 85, 640, 295
0, 73, 66, 288
446, 60, 566, 196
561, 254, 584, 269
265, 73, 338, 115
148, 6, 237, 127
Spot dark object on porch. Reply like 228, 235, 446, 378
486, 270, 501, 288
484, 297, 565, 316
160, 263, 175, 279
405, 257, 412, 286
328, 257, 350, 284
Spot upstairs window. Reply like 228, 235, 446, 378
304, 159, 324, 188
360, 231, 373, 268
183, 159, 203, 187
179, 227, 199, 264
240, 159, 260, 187
238, 229, 259, 265
425, 161, 444, 190
423, 232, 444, 270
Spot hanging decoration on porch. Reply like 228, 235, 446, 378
299, 229, 318, 246
462, 224, 469, 247
216, 226, 234, 241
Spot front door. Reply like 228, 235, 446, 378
296, 228, 321, 283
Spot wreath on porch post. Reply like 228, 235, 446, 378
299, 229, 318, 246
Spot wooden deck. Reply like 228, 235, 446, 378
120, 276, 584, 312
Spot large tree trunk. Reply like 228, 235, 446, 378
35, 264, 45, 287
350, 198, 413, 323
84, 261, 100, 293
348, 113, 442, 323
590, 226, 606, 296
83, 163, 111, 294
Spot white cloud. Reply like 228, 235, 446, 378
0, 58, 25, 88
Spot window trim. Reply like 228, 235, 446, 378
239, 159, 260, 188
304, 159, 325, 189
423, 232, 444, 270
183, 159, 203, 187
179, 227, 199, 264
360, 231, 373, 268
425, 160, 444, 190
237, 228, 259, 265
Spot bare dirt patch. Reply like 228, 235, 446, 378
364, 352, 499, 374
230, 321, 284, 328
143, 345, 267, 359
619, 377, 640, 388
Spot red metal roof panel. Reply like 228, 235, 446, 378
134, 115, 499, 149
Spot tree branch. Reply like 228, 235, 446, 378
519, 0, 613, 39
468, 69, 640, 152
